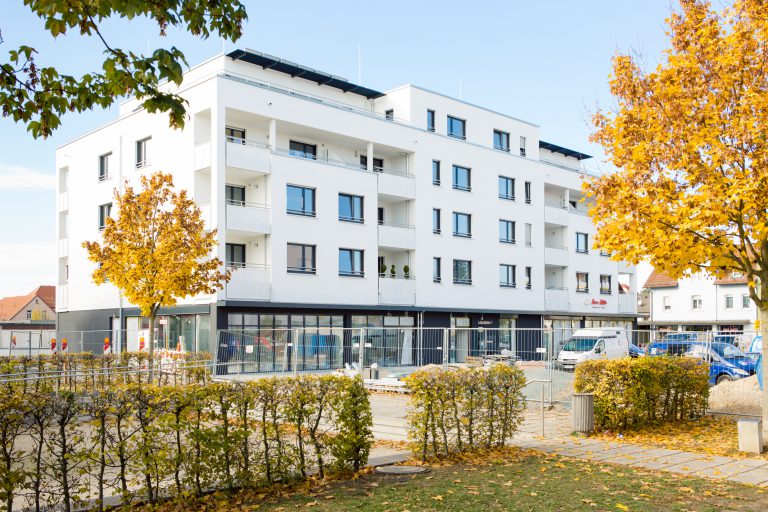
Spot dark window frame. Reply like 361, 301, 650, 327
447, 115, 466, 140
576, 232, 589, 254
433, 257, 442, 283
226, 184, 246, 205
225, 126, 246, 143
135, 137, 151, 168
287, 243, 317, 274
432, 160, 441, 185
452, 212, 472, 238
385, 109, 394, 121
498, 175, 515, 200
600, 274, 612, 294
338, 248, 364, 277
289, 140, 317, 160
452, 165, 471, 191
499, 219, 516, 244
360, 155, 384, 172
493, 129, 510, 152
226, 243, 246, 268
286, 185, 316, 217
524, 180, 532, 204
433, 208, 441, 234
500, 264, 517, 288
576, 272, 589, 293
98, 152, 111, 181
98, 203, 112, 231
525, 266, 532, 289
453, 259, 472, 285
427, 109, 435, 132
338, 193, 364, 223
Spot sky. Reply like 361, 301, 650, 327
0, 1, 675, 297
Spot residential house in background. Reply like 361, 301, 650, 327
0, 285, 56, 348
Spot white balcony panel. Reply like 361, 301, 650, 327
544, 246, 569, 267
59, 191, 69, 211
378, 224, 416, 250
226, 266, 270, 301
377, 172, 416, 200
58, 237, 68, 258
194, 140, 211, 170
618, 260, 634, 274
618, 292, 637, 314
379, 277, 416, 305
226, 141, 270, 174
545, 288, 570, 311
544, 204, 569, 226
57, 284, 68, 310
226, 203, 271, 234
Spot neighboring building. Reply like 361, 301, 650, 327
55, 49, 638, 353
642, 268, 756, 333
0, 286, 56, 349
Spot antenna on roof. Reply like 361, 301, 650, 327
358, 44, 362, 84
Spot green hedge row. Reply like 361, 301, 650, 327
405, 365, 527, 460
574, 357, 710, 430
0, 375, 372, 512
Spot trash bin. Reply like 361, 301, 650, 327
572, 393, 594, 433
370, 363, 379, 380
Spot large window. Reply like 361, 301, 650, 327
725, 294, 734, 309
98, 153, 111, 181
433, 257, 441, 283
447, 116, 466, 139
576, 272, 589, 293
452, 212, 471, 238
226, 243, 246, 267
98, 203, 112, 230
226, 184, 246, 205
427, 109, 435, 132
600, 274, 612, 294
499, 220, 516, 244
433, 208, 441, 234
136, 137, 151, 168
498, 176, 515, 200
691, 295, 703, 310
500, 264, 516, 288
287, 243, 316, 274
524, 180, 532, 203
339, 249, 364, 277
432, 160, 441, 185
493, 129, 510, 152
452, 165, 471, 191
453, 259, 472, 285
225, 126, 246, 143
359, 155, 384, 172
286, 185, 316, 216
338, 194, 364, 223
576, 232, 589, 254
289, 140, 317, 160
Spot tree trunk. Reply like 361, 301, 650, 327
760, 306, 768, 445
148, 313, 155, 383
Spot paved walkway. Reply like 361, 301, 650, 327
368, 394, 768, 487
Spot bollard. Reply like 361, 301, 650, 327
738, 418, 763, 454
572, 393, 595, 433
541, 382, 546, 437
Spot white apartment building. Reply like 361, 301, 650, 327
55, 49, 637, 354
643, 269, 757, 333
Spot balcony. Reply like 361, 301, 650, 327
618, 292, 637, 314
378, 223, 416, 250
378, 276, 416, 305
226, 140, 271, 174
226, 201, 271, 234
545, 288, 570, 311
194, 140, 211, 170
544, 202, 568, 226
59, 191, 68, 211
544, 245, 569, 267
225, 265, 270, 301
57, 284, 68, 310
377, 170, 416, 200
196, 202, 211, 230
58, 235, 68, 258
618, 260, 634, 274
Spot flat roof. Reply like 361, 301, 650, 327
539, 140, 592, 160
228, 49, 384, 100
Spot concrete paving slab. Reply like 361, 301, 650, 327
726, 468, 768, 486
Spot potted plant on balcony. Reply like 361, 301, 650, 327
379, 261, 387, 277
390, 264, 396, 278
403, 265, 410, 279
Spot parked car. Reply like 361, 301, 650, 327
658, 332, 701, 343
556, 328, 629, 371
629, 343, 644, 358
645, 340, 753, 385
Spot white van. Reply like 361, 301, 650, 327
556, 328, 630, 371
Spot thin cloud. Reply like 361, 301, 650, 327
0, 243, 57, 297
0, 163, 56, 191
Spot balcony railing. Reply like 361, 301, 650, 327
225, 264, 270, 300
227, 139, 270, 173
545, 287, 570, 311
618, 292, 637, 314
378, 276, 416, 305
226, 200, 270, 234
378, 223, 416, 250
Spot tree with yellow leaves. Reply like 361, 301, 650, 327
588, 0, 768, 435
83, 172, 230, 381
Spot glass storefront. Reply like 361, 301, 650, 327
125, 314, 210, 353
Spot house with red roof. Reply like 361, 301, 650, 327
0, 285, 56, 328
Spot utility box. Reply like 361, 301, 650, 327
572, 393, 595, 433
737, 418, 763, 454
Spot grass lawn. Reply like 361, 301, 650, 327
152, 448, 768, 512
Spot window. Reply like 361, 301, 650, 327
498, 176, 515, 200
525, 266, 532, 289
743, 294, 751, 308
98, 153, 111, 181
136, 137, 151, 168
432, 160, 441, 185
452, 165, 471, 191
339, 194, 364, 223
287, 243, 316, 274
452, 212, 471, 238
691, 295, 703, 310
360, 155, 384, 172
433, 208, 441, 234
499, 220, 516, 244
663, 296, 671, 310
524, 181, 532, 203
447, 116, 466, 139
525, 223, 532, 247
427, 109, 435, 132
725, 294, 734, 309
576, 272, 589, 293
289, 140, 317, 160
493, 130, 510, 152
286, 185, 316, 216
453, 259, 472, 285
600, 275, 612, 294
226, 184, 246, 205
600, 250, 610, 257
500, 264, 516, 288
520, 136, 527, 157
226, 243, 246, 267
339, 249, 364, 277
433, 257, 441, 283
26, 310, 32, 319
576, 232, 589, 254
385, 109, 394, 121
225, 126, 246, 143
98, 203, 112, 230
378, 207, 384, 225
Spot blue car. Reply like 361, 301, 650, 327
629, 343, 644, 358
749, 335, 762, 356
646, 340, 754, 385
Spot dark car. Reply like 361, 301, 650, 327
646, 340, 754, 385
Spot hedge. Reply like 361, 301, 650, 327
574, 357, 710, 431
0, 374, 372, 512
405, 365, 527, 460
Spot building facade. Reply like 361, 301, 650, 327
0, 286, 56, 348
55, 49, 638, 352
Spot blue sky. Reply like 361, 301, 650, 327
0, 1, 673, 297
